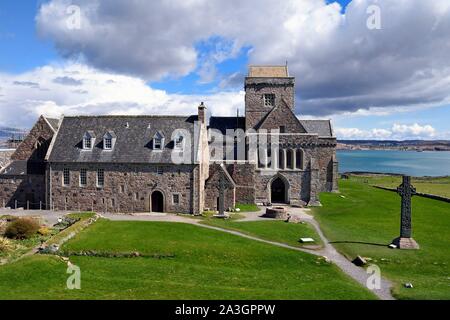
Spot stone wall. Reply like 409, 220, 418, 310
245, 77, 295, 130
0, 175, 46, 209
204, 164, 235, 211
225, 163, 256, 204
11, 116, 55, 161
49, 163, 198, 214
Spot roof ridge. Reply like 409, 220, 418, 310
64, 115, 196, 119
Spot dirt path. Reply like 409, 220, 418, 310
102, 211, 395, 300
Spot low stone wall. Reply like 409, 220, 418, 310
373, 185, 450, 204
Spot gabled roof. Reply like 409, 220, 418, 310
255, 98, 307, 133
48, 115, 198, 164
44, 117, 60, 132
299, 120, 334, 137
103, 130, 117, 139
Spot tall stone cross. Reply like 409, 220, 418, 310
217, 173, 226, 217
392, 176, 420, 249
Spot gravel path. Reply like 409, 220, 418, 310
101, 209, 395, 300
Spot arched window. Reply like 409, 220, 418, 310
286, 149, 293, 169
296, 149, 304, 170
278, 149, 285, 169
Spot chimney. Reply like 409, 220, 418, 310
198, 102, 207, 124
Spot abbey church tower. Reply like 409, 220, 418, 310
245, 65, 296, 131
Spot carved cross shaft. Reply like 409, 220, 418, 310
397, 176, 416, 238
218, 173, 226, 216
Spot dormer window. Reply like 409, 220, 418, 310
264, 94, 275, 107
82, 131, 95, 150
153, 131, 165, 150
103, 131, 116, 151
174, 134, 184, 150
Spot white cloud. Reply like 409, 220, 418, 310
35, 0, 450, 117
336, 123, 438, 140
0, 63, 244, 128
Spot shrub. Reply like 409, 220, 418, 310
38, 227, 51, 236
5, 218, 40, 240
0, 215, 18, 222
0, 237, 14, 252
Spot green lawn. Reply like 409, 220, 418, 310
201, 219, 323, 249
0, 220, 376, 300
313, 179, 450, 300
348, 174, 450, 198
235, 203, 261, 212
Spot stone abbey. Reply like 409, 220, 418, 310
0, 66, 338, 214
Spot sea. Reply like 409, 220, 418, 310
337, 150, 450, 177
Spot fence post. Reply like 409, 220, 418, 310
27, 201, 29, 210
15, 200, 17, 209
40, 201, 42, 210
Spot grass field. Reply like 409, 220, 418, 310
348, 174, 450, 198
0, 220, 376, 300
313, 178, 450, 300
201, 219, 323, 248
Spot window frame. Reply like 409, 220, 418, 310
264, 93, 275, 107
83, 137, 92, 150
79, 168, 87, 187
97, 168, 105, 188
63, 168, 70, 186
172, 193, 180, 205
104, 137, 113, 150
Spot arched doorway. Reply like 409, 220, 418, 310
271, 177, 287, 203
151, 191, 164, 212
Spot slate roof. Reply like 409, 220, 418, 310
299, 120, 333, 137
0, 160, 28, 175
48, 115, 198, 164
208, 117, 245, 134
45, 117, 60, 132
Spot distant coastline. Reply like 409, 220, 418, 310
337, 140, 450, 152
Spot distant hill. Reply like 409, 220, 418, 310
337, 140, 450, 151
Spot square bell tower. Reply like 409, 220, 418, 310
245, 65, 295, 130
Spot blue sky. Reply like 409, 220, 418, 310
0, 0, 449, 140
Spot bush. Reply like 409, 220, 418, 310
0, 215, 18, 222
5, 218, 40, 240
0, 237, 14, 252
38, 227, 51, 236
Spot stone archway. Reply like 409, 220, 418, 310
270, 176, 288, 204
151, 190, 164, 213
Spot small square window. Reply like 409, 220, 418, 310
104, 138, 112, 150
84, 138, 92, 149
264, 94, 275, 107
279, 126, 286, 133
173, 194, 180, 205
